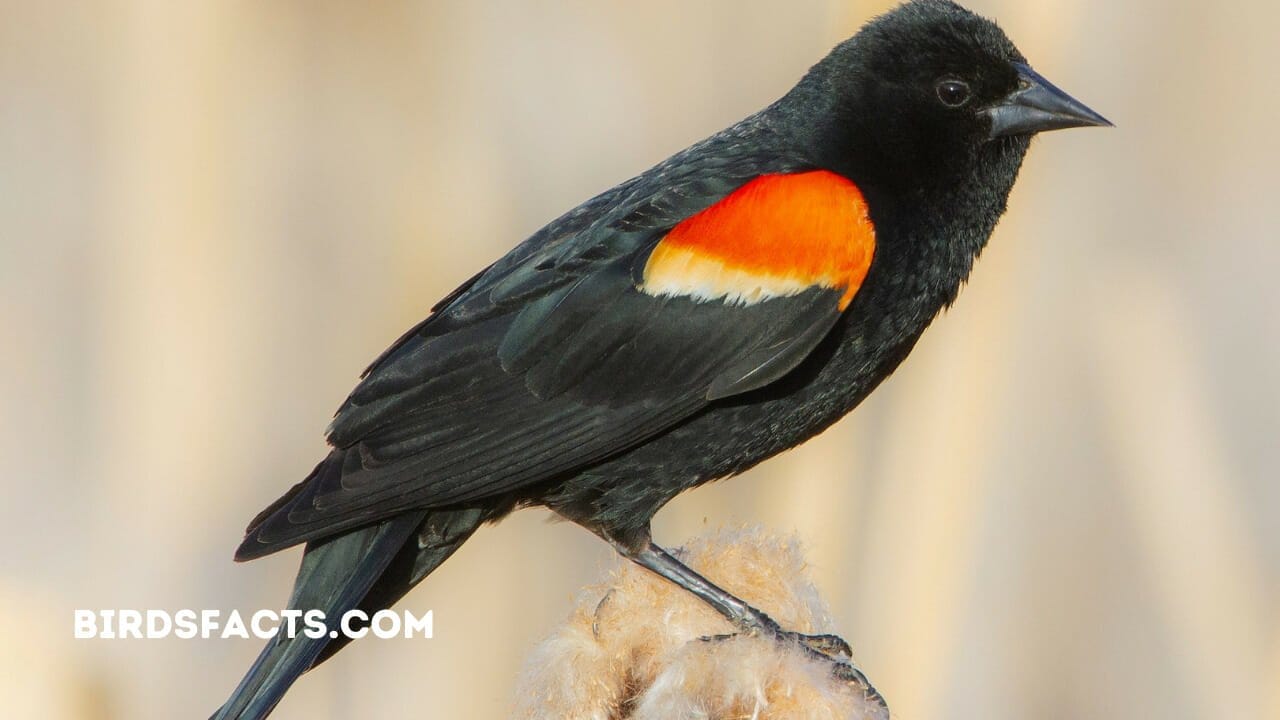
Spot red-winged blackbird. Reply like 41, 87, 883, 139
212, 1, 1109, 717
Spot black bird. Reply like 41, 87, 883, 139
212, 1, 1109, 717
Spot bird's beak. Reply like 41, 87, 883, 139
983, 63, 1112, 138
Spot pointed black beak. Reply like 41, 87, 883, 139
984, 63, 1112, 138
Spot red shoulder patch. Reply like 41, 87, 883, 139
640, 171, 876, 310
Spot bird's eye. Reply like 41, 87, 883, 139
935, 79, 972, 108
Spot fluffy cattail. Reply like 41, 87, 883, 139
514, 527, 887, 720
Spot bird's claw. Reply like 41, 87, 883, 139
779, 631, 885, 711
828, 658, 888, 712
698, 627, 886, 713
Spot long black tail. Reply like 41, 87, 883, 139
210, 507, 484, 720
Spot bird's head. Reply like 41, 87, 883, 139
786, 0, 1109, 200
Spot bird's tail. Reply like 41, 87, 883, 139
210, 507, 483, 720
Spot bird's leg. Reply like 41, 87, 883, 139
600, 527, 885, 709
622, 540, 857, 660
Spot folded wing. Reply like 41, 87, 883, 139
239, 163, 876, 559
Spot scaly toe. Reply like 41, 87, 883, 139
793, 632, 852, 659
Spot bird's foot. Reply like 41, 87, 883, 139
776, 630, 885, 710
699, 625, 886, 712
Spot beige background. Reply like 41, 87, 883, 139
2, 1, 1277, 718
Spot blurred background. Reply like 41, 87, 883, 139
2, 0, 1277, 718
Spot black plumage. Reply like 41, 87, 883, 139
212, 1, 1109, 717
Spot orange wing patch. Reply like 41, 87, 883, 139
641, 171, 876, 310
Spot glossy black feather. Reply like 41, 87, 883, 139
213, 512, 424, 720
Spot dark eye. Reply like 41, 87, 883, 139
935, 79, 972, 108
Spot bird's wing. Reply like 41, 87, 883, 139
239, 160, 876, 558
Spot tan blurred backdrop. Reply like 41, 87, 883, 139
2, 1, 1277, 718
